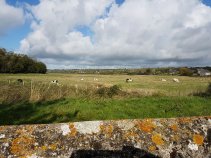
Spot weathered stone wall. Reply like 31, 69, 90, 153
0, 117, 210, 158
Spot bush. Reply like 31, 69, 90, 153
206, 83, 211, 95
96, 87, 107, 98
192, 83, 211, 97
96, 85, 122, 98
108, 85, 121, 98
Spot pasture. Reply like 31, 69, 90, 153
0, 73, 210, 125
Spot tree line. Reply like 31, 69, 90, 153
0, 48, 47, 73
49, 67, 211, 76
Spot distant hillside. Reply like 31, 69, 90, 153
0, 48, 47, 73
48, 67, 211, 76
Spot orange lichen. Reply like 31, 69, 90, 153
70, 128, 77, 136
137, 119, 156, 133
69, 124, 77, 136
69, 123, 74, 129
11, 136, 35, 156
170, 124, 178, 132
193, 134, 204, 145
15, 129, 26, 135
179, 118, 191, 124
100, 124, 113, 136
41, 145, 47, 151
171, 135, 180, 141
0, 127, 4, 131
49, 144, 57, 150
0, 154, 6, 158
24, 126, 35, 135
148, 145, 156, 151
151, 134, 164, 145
123, 131, 138, 140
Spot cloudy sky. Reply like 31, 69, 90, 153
0, 0, 211, 69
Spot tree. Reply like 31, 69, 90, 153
144, 68, 152, 75
179, 67, 193, 76
0, 48, 47, 73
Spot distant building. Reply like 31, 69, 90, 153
197, 69, 211, 76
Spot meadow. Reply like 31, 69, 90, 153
0, 73, 210, 125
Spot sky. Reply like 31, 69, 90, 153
0, 0, 211, 69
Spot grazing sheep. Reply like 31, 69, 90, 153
17, 79, 24, 85
51, 80, 59, 84
94, 78, 98, 81
126, 78, 133, 83
17, 79, 23, 83
81, 78, 84, 81
161, 78, 167, 82
173, 78, 179, 83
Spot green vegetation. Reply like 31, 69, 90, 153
179, 67, 193, 76
0, 97, 210, 125
0, 48, 47, 73
0, 73, 210, 125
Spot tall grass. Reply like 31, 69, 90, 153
0, 80, 126, 104
0, 78, 210, 104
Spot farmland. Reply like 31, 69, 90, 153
0, 73, 211, 125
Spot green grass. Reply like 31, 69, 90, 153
0, 73, 210, 125
0, 96, 210, 125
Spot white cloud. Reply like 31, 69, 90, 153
20, 0, 211, 68
0, 0, 24, 36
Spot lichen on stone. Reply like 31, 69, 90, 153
0, 117, 210, 157
148, 145, 156, 151
170, 124, 178, 132
123, 131, 138, 140
151, 134, 164, 146
11, 136, 35, 157
74, 121, 102, 134
193, 134, 204, 145
137, 119, 156, 133
69, 124, 77, 137
61, 124, 70, 136
100, 124, 113, 137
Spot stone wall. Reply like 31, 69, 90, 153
0, 117, 210, 157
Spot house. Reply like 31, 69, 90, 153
197, 69, 211, 76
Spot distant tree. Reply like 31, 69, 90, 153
179, 67, 193, 76
144, 68, 152, 75
0, 48, 47, 73
35, 61, 47, 73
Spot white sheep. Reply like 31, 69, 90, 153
173, 78, 179, 83
94, 78, 98, 81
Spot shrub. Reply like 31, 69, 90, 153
108, 85, 121, 98
96, 87, 107, 98
206, 83, 211, 95
96, 85, 122, 98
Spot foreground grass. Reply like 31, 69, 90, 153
0, 96, 210, 125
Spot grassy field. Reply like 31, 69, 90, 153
0, 73, 210, 125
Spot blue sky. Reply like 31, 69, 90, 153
1, 0, 210, 52
0, 0, 125, 51
6, 0, 39, 6
0, 0, 211, 68
202, 0, 211, 6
